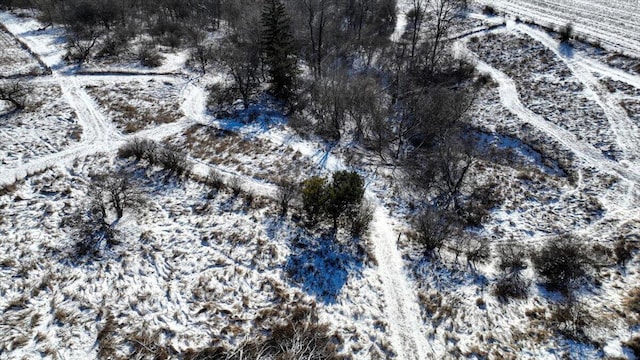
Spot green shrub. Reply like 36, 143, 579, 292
301, 176, 329, 226
326, 170, 365, 229
301, 171, 366, 230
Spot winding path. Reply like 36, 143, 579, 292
515, 23, 640, 168
0, 10, 434, 359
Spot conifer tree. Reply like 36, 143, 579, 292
261, 0, 298, 100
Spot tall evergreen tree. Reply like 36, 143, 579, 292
261, 0, 298, 100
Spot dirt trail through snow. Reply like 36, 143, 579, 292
456, 41, 640, 185
0, 14, 194, 186
259, 130, 433, 357
515, 23, 640, 168
2, 9, 434, 358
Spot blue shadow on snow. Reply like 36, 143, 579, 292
215, 103, 285, 138
285, 234, 365, 304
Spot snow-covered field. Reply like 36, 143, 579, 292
475, 0, 640, 58
1, 2, 640, 359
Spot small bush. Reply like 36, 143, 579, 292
497, 244, 528, 273
414, 208, 458, 256
549, 299, 593, 342
350, 201, 374, 237
184, 309, 340, 360
118, 138, 157, 162
205, 169, 225, 191
277, 178, 298, 217
206, 82, 238, 117
614, 238, 634, 267
462, 183, 502, 226
624, 287, 640, 314
624, 335, 640, 357
229, 176, 243, 196
482, 5, 496, 16
465, 237, 491, 269
137, 43, 163, 68
159, 146, 192, 178
493, 274, 530, 301
559, 23, 573, 43
301, 176, 329, 226
532, 234, 593, 292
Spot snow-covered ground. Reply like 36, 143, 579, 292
1, 3, 640, 360
475, 0, 640, 58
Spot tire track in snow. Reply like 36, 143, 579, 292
457, 41, 640, 184
0, 75, 194, 186
475, 0, 640, 57
516, 24, 640, 168
581, 58, 640, 90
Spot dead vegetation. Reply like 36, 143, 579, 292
85, 80, 182, 133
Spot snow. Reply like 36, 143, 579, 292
476, 0, 640, 58
1, 4, 640, 359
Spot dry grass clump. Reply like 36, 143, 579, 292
86, 81, 182, 133
624, 335, 640, 358
624, 287, 640, 325
184, 305, 342, 360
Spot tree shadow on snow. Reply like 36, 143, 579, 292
285, 233, 365, 304
214, 102, 285, 138
559, 42, 574, 58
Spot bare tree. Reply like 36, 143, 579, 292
67, 170, 145, 257
422, 0, 465, 75
190, 43, 215, 74
277, 178, 298, 217
296, 0, 333, 79
91, 171, 146, 221
407, 0, 426, 59
308, 64, 349, 140
345, 74, 388, 142
0, 80, 27, 111
214, 8, 263, 109
414, 207, 459, 257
